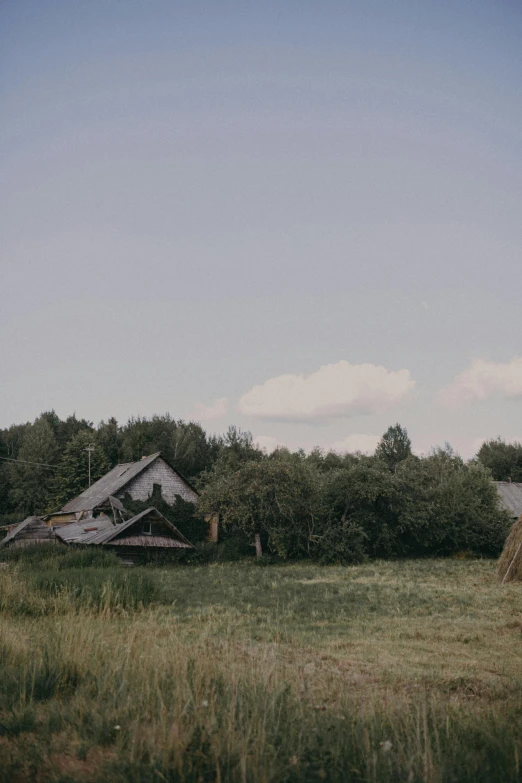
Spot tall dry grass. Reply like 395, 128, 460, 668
1, 558, 521, 782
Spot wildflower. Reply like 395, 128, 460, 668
380, 740, 392, 752
114, 725, 121, 731
201, 700, 209, 707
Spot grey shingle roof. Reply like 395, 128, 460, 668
54, 515, 116, 544
55, 507, 193, 549
494, 481, 522, 518
61, 453, 162, 512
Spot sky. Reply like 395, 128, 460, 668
2, 0, 522, 458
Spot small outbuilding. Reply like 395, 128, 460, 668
55, 506, 193, 561
0, 516, 58, 549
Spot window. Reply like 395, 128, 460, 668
142, 520, 152, 535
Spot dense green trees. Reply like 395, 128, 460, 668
7, 416, 58, 516
199, 439, 509, 561
476, 438, 522, 482
52, 431, 110, 508
0, 414, 512, 561
0, 411, 221, 519
375, 423, 412, 471
200, 453, 321, 558
119, 415, 219, 478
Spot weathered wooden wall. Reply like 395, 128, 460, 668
3, 517, 58, 548
120, 458, 198, 505
43, 512, 77, 527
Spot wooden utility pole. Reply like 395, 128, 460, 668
85, 445, 95, 487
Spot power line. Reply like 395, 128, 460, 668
0, 456, 60, 470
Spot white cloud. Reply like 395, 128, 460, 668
238, 360, 415, 422
190, 397, 228, 421
440, 358, 522, 408
327, 433, 380, 454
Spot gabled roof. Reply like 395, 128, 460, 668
60, 452, 196, 513
495, 481, 522, 518
0, 516, 55, 548
56, 507, 193, 549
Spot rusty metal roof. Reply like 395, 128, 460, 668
494, 481, 522, 518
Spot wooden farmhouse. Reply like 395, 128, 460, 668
0, 452, 216, 556
47, 452, 198, 524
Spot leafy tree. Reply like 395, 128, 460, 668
97, 417, 122, 467
476, 438, 522, 482
2, 421, 29, 460
322, 458, 401, 558
8, 416, 58, 515
120, 415, 217, 479
52, 430, 110, 508
199, 454, 322, 558
199, 426, 264, 486
306, 447, 360, 472
375, 424, 412, 471
41, 411, 93, 449
0, 431, 11, 517
217, 426, 263, 469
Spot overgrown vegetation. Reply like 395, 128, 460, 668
477, 437, 522, 482
0, 415, 511, 563
0, 412, 222, 520
122, 489, 209, 544
199, 445, 509, 561
0, 546, 156, 614
1, 556, 521, 782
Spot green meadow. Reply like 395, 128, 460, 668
1, 552, 521, 782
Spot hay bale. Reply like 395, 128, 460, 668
498, 515, 522, 583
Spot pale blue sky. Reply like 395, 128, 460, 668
2, 1, 522, 456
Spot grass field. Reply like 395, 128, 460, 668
1, 555, 522, 782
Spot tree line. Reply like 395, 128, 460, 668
0, 413, 515, 560
0, 412, 219, 522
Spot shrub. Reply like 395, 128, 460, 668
315, 522, 367, 565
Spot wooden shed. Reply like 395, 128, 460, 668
0, 516, 58, 549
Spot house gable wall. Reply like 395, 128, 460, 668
118, 458, 198, 505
